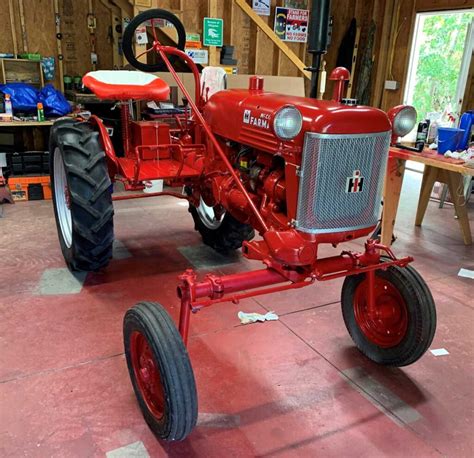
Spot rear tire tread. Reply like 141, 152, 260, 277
50, 119, 114, 271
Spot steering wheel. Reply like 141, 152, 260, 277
122, 9, 186, 73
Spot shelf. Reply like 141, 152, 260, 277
0, 58, 44, 87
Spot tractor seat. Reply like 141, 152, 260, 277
82, 70, 170, 101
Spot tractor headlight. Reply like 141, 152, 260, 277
273, 106, 303, 140
388, 105, 417, 137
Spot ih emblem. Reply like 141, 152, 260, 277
243, 109, 251, 124
346, 170, 364, 193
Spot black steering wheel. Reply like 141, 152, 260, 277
122, 9, 186, 72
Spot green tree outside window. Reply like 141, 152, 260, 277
411, 13, 473, 122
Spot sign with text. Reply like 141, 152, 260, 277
185, 49, 209, 65
274, 7, 309, 43
203, 17, 224, 47
252, 0, 270, 16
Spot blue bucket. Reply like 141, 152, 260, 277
437, 127, 465, 154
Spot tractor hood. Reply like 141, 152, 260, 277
203, 89, 392, 153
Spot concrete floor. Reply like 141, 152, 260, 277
0, 170, 473, 457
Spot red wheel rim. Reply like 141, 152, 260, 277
353, 276, 408, 348
130, 331, 165, 419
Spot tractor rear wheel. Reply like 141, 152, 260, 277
124, 302, 198, 441
189, 197, 255, 253
341, 262, 436, 366
50, 119, 114, 271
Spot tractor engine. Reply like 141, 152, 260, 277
202, 76, 392, 266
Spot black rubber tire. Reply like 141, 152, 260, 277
189, 204, 255, 254
50, 119, 114, 271
124, 302, 198, 441
341, 262, 436, 366
122, 9, 186, 72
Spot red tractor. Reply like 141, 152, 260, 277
49, 9, 436, 441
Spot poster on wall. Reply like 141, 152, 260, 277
274, 7, 309, 43
252, 0, 271, 16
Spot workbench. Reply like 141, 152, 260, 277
0, 120, 54, 127
0, 120, 54, 155
382, 148, 474, 246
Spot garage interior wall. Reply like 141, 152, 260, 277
0, 0, 472, 110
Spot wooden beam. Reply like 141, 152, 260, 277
380, 1, 400, 110
224, 0, 235, 45
18, 0, 28, 53
110, 0, 133, 16
346, 26, 361, 98
208, 0, 219, 66
234, 0, 310, 79
53, 0, 64, 92
373, 0, 397, 109
8, 0, 18, 57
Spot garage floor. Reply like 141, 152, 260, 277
1, 170, 473, 457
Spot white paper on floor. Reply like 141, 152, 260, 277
238, 310, 278, 325
457, 268, 474, 279
430, 348, 450, 356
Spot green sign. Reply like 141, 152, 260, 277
203, 17, 223, 47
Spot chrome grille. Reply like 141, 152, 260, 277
295, 131, 391, 234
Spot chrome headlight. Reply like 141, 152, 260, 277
273, 106, 303, 140
388, 105, 417, 137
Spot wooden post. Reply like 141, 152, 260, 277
445, 171, 472, 245
8, 0, 19, 57
415, 167, 472, 245
18, 0, 28, 53
381, 156, 406, 246
346, 27, 361, 99
88, 0, 97, 71
225, 0, 235, 45
53, 0, 65, 92
208, 0, 219, 66
414, 165, 439, 227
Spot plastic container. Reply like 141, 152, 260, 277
4, 94, 13, 115
63, 75, 73, 91
18, 53, 41, 61
416, 119, 430, 150
458, 110, 474, 150
437, 127, 465, 154
37, 102, 45, 121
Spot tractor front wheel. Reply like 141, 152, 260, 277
341, 263, 436, 366
50, 119, 114, 271
123, 302, 198, 441
189, 196, 255, 254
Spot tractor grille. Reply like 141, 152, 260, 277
295, 131, 391, 234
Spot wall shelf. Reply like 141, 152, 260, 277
0, 58, 44, 87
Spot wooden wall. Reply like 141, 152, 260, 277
0, 0, 472, 111
0, 0, 122, 89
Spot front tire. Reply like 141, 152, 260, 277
50, 120, 114, 271
341, 263, 436, 366
124, 302, 198, 441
